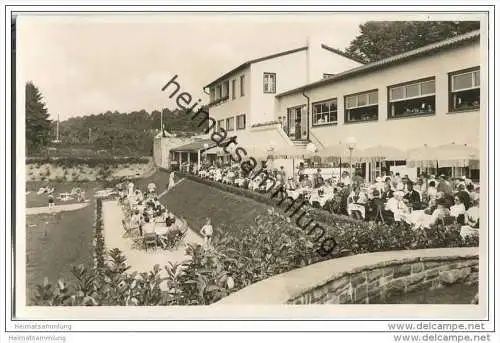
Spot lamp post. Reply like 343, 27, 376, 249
346, 136, 357, 181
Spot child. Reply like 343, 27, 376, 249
200, 218, 213, 247
48, 193, 55, 209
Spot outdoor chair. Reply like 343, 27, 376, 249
143, 233, 158, 251
121, 219, 135, 237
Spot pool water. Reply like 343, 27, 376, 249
376, 283, 478, 304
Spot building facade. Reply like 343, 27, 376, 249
202, 38, 363, 149
275, 30, 481, 152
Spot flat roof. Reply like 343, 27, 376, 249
277, 30, 480, 98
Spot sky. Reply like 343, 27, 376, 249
17, 12, 468, 121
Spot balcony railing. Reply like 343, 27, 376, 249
208, 95, 229, 107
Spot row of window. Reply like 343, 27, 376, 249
216, 114, 246, 131
209, 72, 278, 105
308, 67, 480, 126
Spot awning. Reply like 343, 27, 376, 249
170, 139, 216, 153
407, 143, 479, 168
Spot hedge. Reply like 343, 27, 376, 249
26, 156, 151, 168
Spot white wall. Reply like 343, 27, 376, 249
250, 51, 308, 125
208, 66, 251, 130
307, 37, 363, 82
276, 42, 481, 151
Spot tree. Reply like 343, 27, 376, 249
25, 81, 52, 154
344, 21, 480, 63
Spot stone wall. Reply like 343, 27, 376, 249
289, 255, 478, 305
216, 248, 478, 305
26, 159, 154, 182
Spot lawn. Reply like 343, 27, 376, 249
160, 178, 271, 238
25, 169, 269, 303
26, 204, 94, 304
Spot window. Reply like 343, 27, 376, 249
312, 99, 337, 126
236, 114, 246, 130
216, 85, 222, 99
388, 78, 435, 119
232, 79, 236, 100
240, 75, 245, 97
344, 90, 379, 123
221, 80, 229, 99
209, 87, 215, 102
449, 67, 480, 112
217, 119, 224, 131
263, 72, 276, 93
226, 117, 235, 131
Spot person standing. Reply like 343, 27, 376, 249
168, 171, 176, 191
200, 218, 213, 247
48, 193, 55, 209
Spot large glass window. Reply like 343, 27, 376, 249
449, 67, 480, 112
226, 117, 235, 131
236, 114, 246, 130
344, 90, 379, 123
217, 119, 224, 131
231, 79, 236, 100
388, 78, 435, 119
312, 99, 338, 126
263, 72, 276, 93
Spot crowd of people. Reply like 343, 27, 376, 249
192, 160, 480, 238
116, 180, 188, 250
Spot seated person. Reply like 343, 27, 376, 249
450, 194, 466, 220
456, 183, 472, 210
141, 216, 155, 235
147, 182, 156, 195
385, 191, 410, 222
347, 185, 368, 219
381, 183, 394, 201
165, 211, 176, 227
313, 169, 325, 188
285, 177, 298, 191
429, 197, 451, 226
403, 181, 422, 210
300, 174, 313, 189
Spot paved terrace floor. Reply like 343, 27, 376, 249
102, 199, 203, 289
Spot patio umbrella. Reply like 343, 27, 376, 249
431, 143, 479, 168
361, 145, 407, 161
271, 145, 316, 158
406, 145, 438, 168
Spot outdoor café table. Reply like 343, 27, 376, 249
406, 210, 435, 229
286, 188, 310, 200
309, 189, 335, 207
154, 224, 170, 236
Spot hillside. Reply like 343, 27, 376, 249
45, 108, 208, 156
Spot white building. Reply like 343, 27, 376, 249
202, 37, 363, 149
158, 31, 482, 180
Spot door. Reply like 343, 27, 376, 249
287, 105, 306, 141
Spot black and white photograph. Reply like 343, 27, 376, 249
3, 4, 497, 338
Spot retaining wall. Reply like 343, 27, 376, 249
216, 247, 478, 305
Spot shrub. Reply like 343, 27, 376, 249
31, 202, 478, 306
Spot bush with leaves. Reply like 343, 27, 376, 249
31, 200, 478, 306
